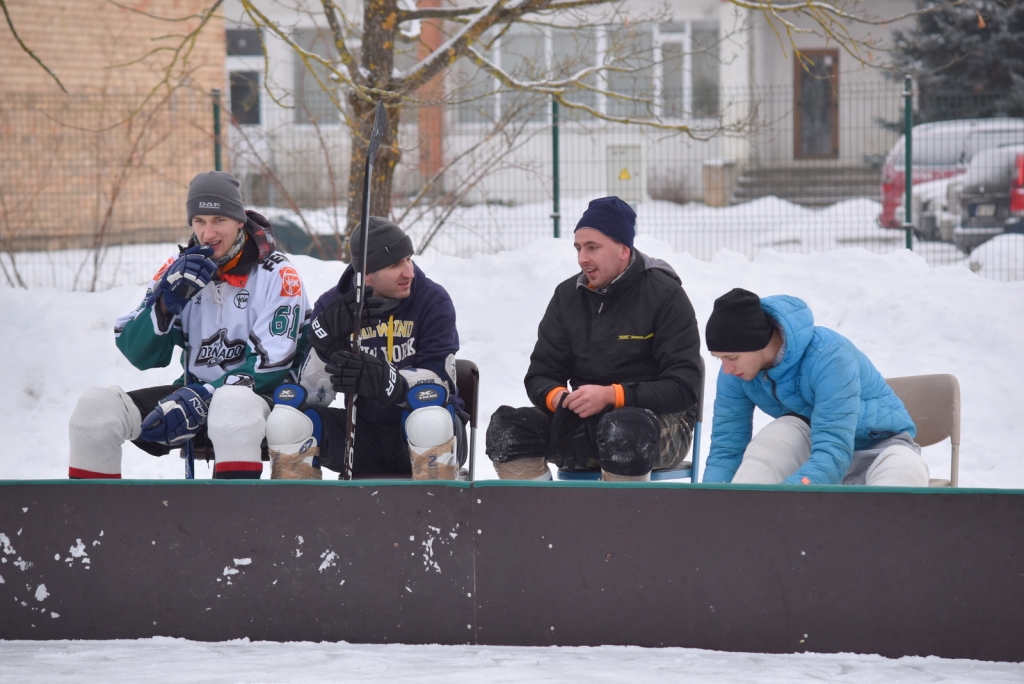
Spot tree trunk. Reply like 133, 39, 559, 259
344, 0, 402, 260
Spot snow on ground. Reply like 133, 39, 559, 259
1, 639, 1022, 683
3, 202, 1024, 679
2, 234, 1022, 486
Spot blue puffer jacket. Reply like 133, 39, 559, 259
702, 295, 915, 485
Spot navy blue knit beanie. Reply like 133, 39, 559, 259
575, 196, 635, 248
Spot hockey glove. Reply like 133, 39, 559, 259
309, 287, 386, 360
326, 350, 406, 406
139, 384, 214, 446
151, 245, 217, 315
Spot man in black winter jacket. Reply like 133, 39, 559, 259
485, 197, 702, 481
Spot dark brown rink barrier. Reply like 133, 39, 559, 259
1, 480, 1022, 662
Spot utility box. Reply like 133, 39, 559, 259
607, 145, 644, 203
703, 158, 738, 207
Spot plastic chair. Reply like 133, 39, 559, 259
555, 357, 705, 483
455, 359, 480, 481
885, 374, 961, 487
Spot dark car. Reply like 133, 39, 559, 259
954, 144, 1024, 253
879, 118, 1024, 230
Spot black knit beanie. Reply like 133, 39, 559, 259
575, 196, 635, 248
186, 171, 246, 225
705, 288, 775, 352
351, 216, 414, 273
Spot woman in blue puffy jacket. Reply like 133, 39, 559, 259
701, 289, 929, 486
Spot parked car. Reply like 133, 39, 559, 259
953, 144, 1024, 253
878, 118, 1024, 230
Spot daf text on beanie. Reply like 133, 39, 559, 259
705, 288, 775, 352
575, 196, 636, 248
351, 216, 415, 274
186, 171, 247, 225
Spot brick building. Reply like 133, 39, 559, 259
0, 0, 226, 252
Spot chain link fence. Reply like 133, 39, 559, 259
3, 81, 1023, 289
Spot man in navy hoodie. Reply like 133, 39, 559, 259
264, 217, 466, 480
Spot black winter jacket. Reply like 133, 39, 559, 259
524, 250, 702, 415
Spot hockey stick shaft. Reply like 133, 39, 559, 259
183, 352, 195, 480
342, 101, 388, 481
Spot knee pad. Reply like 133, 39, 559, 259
596, 407, 659, 479
485, 405, 551, 464
734, 415, 812, 484
207, 385, 270, 479
866, 446, 930, 487
405, 405, 458, 480
68, 385, 141, 478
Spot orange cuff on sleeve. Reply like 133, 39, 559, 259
613, 384, 625, 409
546, 386, 568, 413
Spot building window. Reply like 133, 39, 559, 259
230, 71, 260, 125
454, 21, 720, 125
293, 28, 339, 125
227, 29, 262, 56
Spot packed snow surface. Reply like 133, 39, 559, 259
0, 639, 1022, 682
2, 235, 1022, 487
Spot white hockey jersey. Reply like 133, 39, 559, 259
115, 251, 310, 394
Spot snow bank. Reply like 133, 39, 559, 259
1, 237, 1022, 488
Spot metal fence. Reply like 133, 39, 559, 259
3, 81, 1023, 289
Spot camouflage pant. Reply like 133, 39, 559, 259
485, 404, 695, 473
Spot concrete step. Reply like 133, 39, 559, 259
730, 166, 881, 207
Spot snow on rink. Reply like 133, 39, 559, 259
2, 200, 1024, 679
1, 638, 1023, 683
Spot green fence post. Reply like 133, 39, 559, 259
212, 88, 223, 172
903, 75, 913, 250
551, 97, 561, 238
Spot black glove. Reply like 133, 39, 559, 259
326, 350, 407, 406
309, 287, 386, 359
549, 392, 577, 470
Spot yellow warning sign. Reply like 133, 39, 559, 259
618, 167, 632, 181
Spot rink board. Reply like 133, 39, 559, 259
1, 480, 1022, 661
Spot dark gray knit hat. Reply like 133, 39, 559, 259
351, 216, 414, 273
186, 171, 246, 225
705, 288, 775, 352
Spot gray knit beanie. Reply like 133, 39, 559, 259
186, 171, 246, 225
351, 216, 414, 273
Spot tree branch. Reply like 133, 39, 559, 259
1, 0, 67, 92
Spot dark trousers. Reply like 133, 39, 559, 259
486, 405, 694, 474
312, 405, 468, 477
126, 385, 269, 478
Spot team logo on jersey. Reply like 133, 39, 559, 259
234, 290, 250, 309
279, 266, 302, 297
152, 257, 174, 282
194, 329, 247, 368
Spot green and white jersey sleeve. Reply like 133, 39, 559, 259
115, 252, 311, 395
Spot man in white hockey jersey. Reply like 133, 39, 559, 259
264, 217, 467, 480
68, 171, 310, 479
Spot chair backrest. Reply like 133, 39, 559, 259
885, 374, 960, 447
885, 374, 960, 487
455, 359, 479, 427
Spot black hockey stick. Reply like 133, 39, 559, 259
342, 101, 387, 481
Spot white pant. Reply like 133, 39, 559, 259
732, 416, 930, 487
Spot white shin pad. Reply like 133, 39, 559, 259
207, 385, 270, 470
406, 405, 458, 480
265, 404, 321, 479
733, 416, 812, 484
69, 386, 142, 477
865, 445, 930, 487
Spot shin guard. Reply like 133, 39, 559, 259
597, 407, 659, 481
266, 384, 323, 480
68, 386, 141, 479
207, 385, 270, 480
